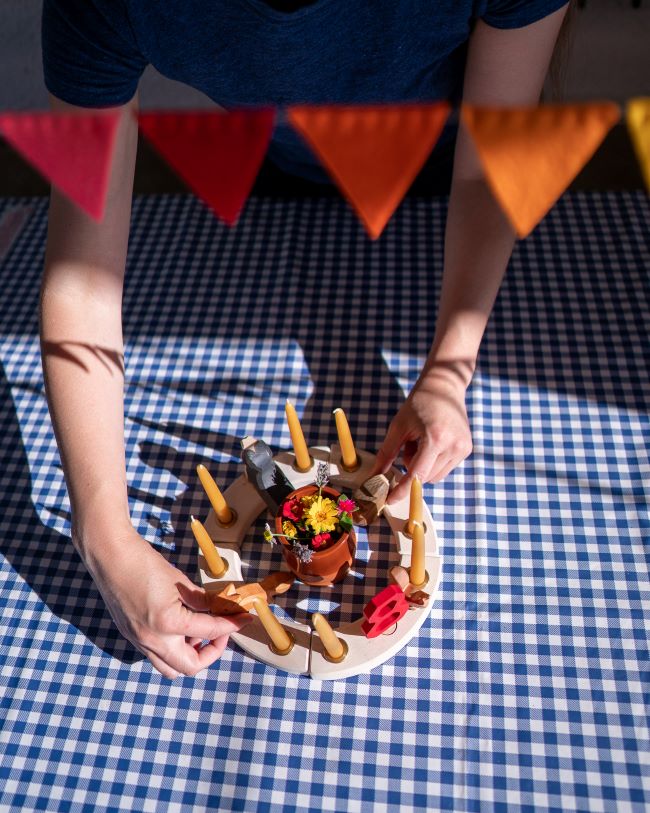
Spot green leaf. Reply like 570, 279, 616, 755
339, 513, 353, 529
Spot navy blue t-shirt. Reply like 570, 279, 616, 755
42, 0, 568, 181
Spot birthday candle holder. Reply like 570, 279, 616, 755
269, 630, 296, 657
213, 507, 238, 529
195, 432, 442, 680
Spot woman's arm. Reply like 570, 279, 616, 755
375, 6, 569, 502
41, 94, 250, 677
42, 95, 137, 542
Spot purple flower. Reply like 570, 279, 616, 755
293, 542, 313, 563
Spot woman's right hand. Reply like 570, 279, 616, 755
79, 524, 253, 679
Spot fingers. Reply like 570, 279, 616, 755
401, 439, 419, 471
146, 615, 248, 679
386, 439, 438, 505
189, 634, 231, 669
165, 633, 233, 678
182, 608, 253, 641
429, 456, 456, 483
176, 579, 213, 613
146, 632, 231, 679
369, 419, 406, 477
147, 650, 181, 681
142, 603, 253, 679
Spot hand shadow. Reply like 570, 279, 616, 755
0, 361, 142, 664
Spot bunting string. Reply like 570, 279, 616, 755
0, 100, 647, 237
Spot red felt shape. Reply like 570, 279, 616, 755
361, 584, 410, 638
138, 110, 276, 225
288, 103, 450, 239
0, 110, 121, 222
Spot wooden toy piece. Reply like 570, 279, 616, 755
328, 443, 376, 491
309, 594, 436, 681
207, 571, 295, 615
191, 515, 228, 578
241, 436, 296, 514
259, 571, 296, 601
409, 520, 426, 587
312, 612, 347, 663
274, 445, 330, 491
361, 584, 410, 638
197, 464, 234, 526
199, 543, 244, 588
195, 445, 444, 680
351, 473, 394, 526
203, 475, 267, 548
407, 475, 423, 536
389, 566, 430, 607
253, 598, 295, 655
383, 493, 439, 556
231, 615, 311, 676
310, 557, 442, 678
285, 400, 312, 472
209, 582, 256, 615
398, 554, 442, 598
333, 408, 358, 471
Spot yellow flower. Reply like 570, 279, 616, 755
282, 521, 297, 538
306, 496, 338, 534
301, 494, 318, 509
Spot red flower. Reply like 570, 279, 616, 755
337, 498, 357, 514
312, 532, 331, 549
282, 498, 303, 522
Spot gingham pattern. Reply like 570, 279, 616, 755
0, 192, 648, 812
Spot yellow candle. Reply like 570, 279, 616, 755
407, 474, 423, 535
196, 464, 233, 525
285, 400, 311, 472
410, 520, 426, 587
333, 408, 358, 470
191, 515, 227, 578
253, 599, 293, 655
313, 612, 346, 662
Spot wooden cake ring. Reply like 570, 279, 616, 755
197, 443, 441, 680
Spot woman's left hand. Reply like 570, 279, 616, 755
370, 369, 473, 504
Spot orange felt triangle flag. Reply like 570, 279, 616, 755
287, 103, 451, 239
626, 98, 650, 194
0, 110, 121, 221
137, 109, 275, 225
462, 102, 621, 238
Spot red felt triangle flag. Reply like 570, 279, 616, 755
0, 110, 121, 221
462, 102, 621, 238
137, 109, 276, 225
287, 103, 451, 239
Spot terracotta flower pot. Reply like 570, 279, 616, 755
274, 484, 356, 587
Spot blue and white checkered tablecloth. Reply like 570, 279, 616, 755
0, 192, 648, 812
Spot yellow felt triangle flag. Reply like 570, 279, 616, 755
626, 98, 650, 194
287, 103, 450, 239
462, 102, 621, 238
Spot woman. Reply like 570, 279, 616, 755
40, 0, 570, 678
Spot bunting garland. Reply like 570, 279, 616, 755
137, 109, 276, 225
287, 103, 450, 239
0, 100, 646, 237
461, 102, 621, 238
626, 98, 650, 194
0, 110, 121, 221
